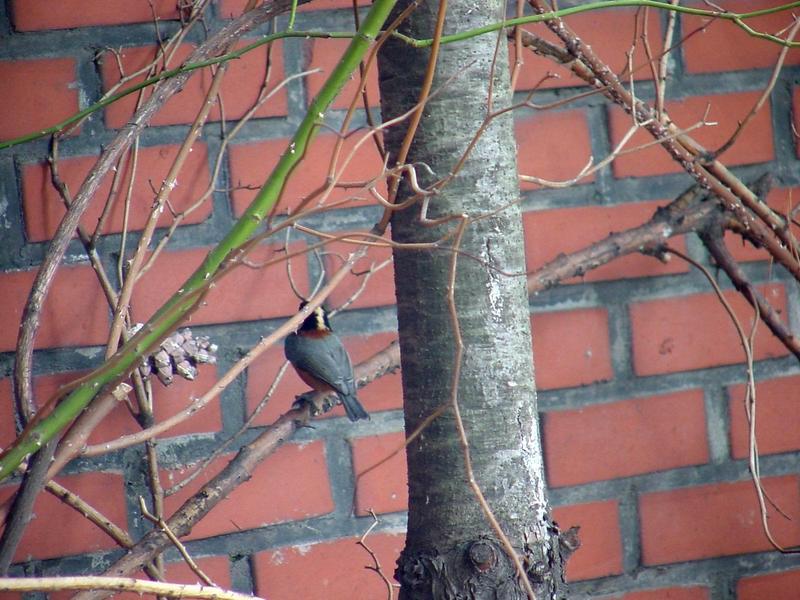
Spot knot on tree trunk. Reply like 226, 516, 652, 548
467, 540, 498, 573
395, 539, 541, 599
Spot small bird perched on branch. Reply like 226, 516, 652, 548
284, 302, 369, 421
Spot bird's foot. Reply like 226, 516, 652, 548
292, 391, 338, 416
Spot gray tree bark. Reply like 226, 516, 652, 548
378, 2, 567, 598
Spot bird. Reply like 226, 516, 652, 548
284, 302, 369, 421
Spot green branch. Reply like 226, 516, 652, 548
0, 0, 398, 481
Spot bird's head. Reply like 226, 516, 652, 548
298, 301, 332, 333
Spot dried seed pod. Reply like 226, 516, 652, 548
136, 327, 217, 387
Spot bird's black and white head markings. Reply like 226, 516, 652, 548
297, 302, 332, 334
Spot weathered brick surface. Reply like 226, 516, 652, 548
681, 0, 800, 74
0, 265, 108, 352
100, 42, 287, 128
351, 431, 408, 516
612, 588, 710, 600
544, 390, 709, 487
21, 143, 212, 242
323, 241, 397, 309
0, 58, 79, 140
531, 308, 613, 390
10, 0, 180, 30
163, 441, 334, 540
307, 38, 381, 110
737, 568, 800, 600
228, 131, 385, 215
516, 110, 594, 189
608, 92, 774, 178
219, 0, 367, 18
640, 476, 800, 565
252, 533, 405, 599
131, 244, 305, 324
513, 8, 662, 91
552, 500, 623, 581
0, 471, 127, 562
728, 375, 800, 459
630, 285, 789, 375
523, 200, 689, 283
2, 1, 800, 598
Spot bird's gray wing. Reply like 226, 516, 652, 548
284, 333, 351, 396
330, 341, 357, 397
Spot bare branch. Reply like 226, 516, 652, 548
0, 576, 261, 599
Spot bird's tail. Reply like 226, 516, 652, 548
340, 393, 369, 421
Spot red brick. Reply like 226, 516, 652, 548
723, 188, 800, 262
0, 379, 21, 450
29, 367, 222, 449
351, 432, 408, 516
101, 42, 286, 128
544, 390, 709, 487
131, 244, 306, 326
613, 588, 709, 600
164, 556, 232, 587
630, 284, 789, 376
246, 345, 310, 425
247, 331, 401, 425
640, 475, 800, 565
10, 0, 179, 30
253, 533, 404, 600
728, 375, 800, 459
21, 143, 212, 242
512, 8, 662, 91
737, 568, 800, 600
0, 265, 108, 352
218, 0, 368, 18
682, 0, 800, 74
0, 471, 127, 562
531, 308, 613, 390
0, 58, 79, 141
14, 369, 224, 449
346, 332, 402, 413
552, 500, 623, 581
306, 38, 380, 110
516, 110, 594, 190
136, 360, 223, 437
523, 201, 689, 283
324, 241, 396, 310
84, 364, 222, 445
228, 130, 385, 216
163, 440, 333, 540
608, 92, 774, 178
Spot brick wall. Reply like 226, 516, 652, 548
1, 1, 799, 598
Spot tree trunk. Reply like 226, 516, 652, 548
378, 2, 567, 598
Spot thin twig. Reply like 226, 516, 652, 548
138, 497, 216, 587
107, 59, 232, 356
665, 246, 800, 554
701, 230, 800, 360
0, 576, 260, 599
46, 480, 135, 549
357, 510, 398, 600
712, 17, 800, 158
81, 246, 369, 458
